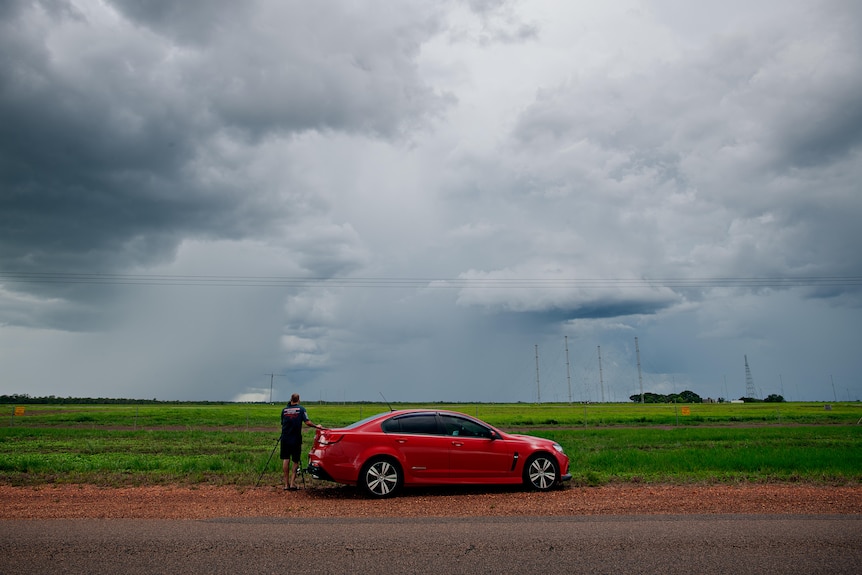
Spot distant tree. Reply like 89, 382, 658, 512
676, 390, 703, 403
630, 392, 667, 403
630, 390, 702, 404
764, 394, 785, 403
0, 395, 231, 405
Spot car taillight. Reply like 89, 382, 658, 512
316, 432, 343, 446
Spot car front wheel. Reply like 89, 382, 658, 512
524, 454, 559, 491
360, 457, 402, 498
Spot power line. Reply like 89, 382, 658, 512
1, 271, 860, 289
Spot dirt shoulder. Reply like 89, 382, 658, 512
2, 483, 860, 520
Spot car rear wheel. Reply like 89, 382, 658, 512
360, 457, 402, 498
524, 454, 559, 491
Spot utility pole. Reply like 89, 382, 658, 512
635, 337, 644, 404
265, 373, 286, 403
565, 336, 572, 404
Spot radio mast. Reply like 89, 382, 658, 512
265, 373, 286, 403
744, 355, 756, 398
535, 344, 541, 403
635, 337, 644, 403
597, 346, 605, 403
565, 336, 572, 404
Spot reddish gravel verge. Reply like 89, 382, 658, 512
2, 484, 860, 519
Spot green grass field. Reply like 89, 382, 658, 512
5, 400, 860, 428
1, 402, 860, 487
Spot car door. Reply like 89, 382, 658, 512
381, 413, 450, 482
441, 414, 515, 480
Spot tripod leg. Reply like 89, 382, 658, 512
255, 437, 281, 488
300, 457, 307, 489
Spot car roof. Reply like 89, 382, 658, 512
382, 409, 471, 417
355, 408, 476, 423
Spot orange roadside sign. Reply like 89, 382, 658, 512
680, 406, 691, 416
14, 406, 25, 416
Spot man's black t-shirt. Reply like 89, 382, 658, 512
281, 403, 309, 445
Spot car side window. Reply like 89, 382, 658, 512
441, 415, 493, 438
382, 414, 440, 435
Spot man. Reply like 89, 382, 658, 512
281, 393, 323, 490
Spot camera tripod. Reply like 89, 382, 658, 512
255, 435, 307, 489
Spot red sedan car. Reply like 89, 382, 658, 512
307, 409, 571, 497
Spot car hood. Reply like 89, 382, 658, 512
506, 433, 559, 447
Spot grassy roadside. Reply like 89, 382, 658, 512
1, 402, 860, 487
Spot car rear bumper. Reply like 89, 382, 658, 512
560, 472, 572, 482
306, 463, 335, 482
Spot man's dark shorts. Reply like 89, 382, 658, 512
281, 441, 301, 463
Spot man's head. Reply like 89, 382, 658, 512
290, 393, 300, 404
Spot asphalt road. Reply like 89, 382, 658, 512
2, 515, 860, 575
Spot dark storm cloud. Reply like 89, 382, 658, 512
107, 0, 238, 45
494, 298, 674, 331
503, 9, 862, 312
769, 66, 862, 168
1, 1, 860, 403
110, 0, 451, 139
0, 1, 450, 316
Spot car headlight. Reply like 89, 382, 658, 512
552, 443, 564, 454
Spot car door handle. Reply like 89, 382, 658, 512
451, 441, 463, 447
396, 439, 407, 444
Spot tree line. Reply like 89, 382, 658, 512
628, 391, 785, 403
0, 394, 232, 405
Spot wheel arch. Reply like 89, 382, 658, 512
359, 454, 404, 498
522, 450, 561, 491
351, 445, 406, 480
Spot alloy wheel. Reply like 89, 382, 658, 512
526, 455, 558, 490
362, 459, 400, 497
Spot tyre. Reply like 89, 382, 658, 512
523, 453, 559, 491
359, 457, 402, 498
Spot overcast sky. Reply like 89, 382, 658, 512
1, 0, 860, 404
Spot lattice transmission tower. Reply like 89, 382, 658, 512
635, 337, 644, 404
744, 355, 757, 398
